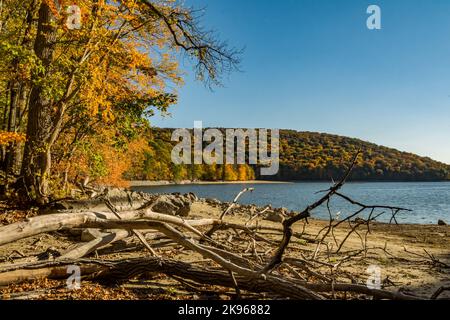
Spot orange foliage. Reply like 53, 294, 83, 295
55, 131, 151, 188
237, 165, 247, 181
223, 164, 238, 181
0, 131, 26, 146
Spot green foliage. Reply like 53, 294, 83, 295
79, 142, 109, 179
124, 128, 256, 182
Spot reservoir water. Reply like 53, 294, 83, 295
133, 182, 450, 225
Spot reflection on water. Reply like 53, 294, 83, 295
133, 182, 450, 224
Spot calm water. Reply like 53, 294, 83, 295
132, 182, 450, 224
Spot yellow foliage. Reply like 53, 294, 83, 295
0, 131, 26, 146
237, 165, 247, 181
224, 164, 238, 181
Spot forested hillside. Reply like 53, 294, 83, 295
274, 130, 450, 181
124, 128, 256, 182
125, 128, 450, 182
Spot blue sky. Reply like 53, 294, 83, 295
151, 0, 450, 164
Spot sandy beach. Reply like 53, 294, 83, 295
0, 197, 448, 299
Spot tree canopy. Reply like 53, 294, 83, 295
0, 0, 240, 203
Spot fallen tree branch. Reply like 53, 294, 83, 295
0, 209, 217, 247
220, 188, 254, 220
261, 152, 361, 273
0, 258, 424, 300
104, 198, 158, 256
431, 286, 450, 300
58, 230, 131, 260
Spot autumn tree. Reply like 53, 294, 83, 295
223, 164, 237, 181
0, 0, 240, 203
0, 0, 37, 179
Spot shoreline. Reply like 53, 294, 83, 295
129, 180, 294, 187
115, 187, 448, 226
129, 180, 450, 187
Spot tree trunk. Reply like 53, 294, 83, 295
4, 83, 29, 177
3, 2, 35, 178
20, 3, 57, 204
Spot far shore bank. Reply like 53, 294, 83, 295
128, 180, 294, 187
128, 180, 450, 187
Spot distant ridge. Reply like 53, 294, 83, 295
270, 130, 450, 181
127, 128, 450, 182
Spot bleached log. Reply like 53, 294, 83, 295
0, 210, 204, 247
0, 209, 288, 248
58, 230, 132, 260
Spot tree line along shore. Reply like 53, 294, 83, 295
122, 128, 450, 184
